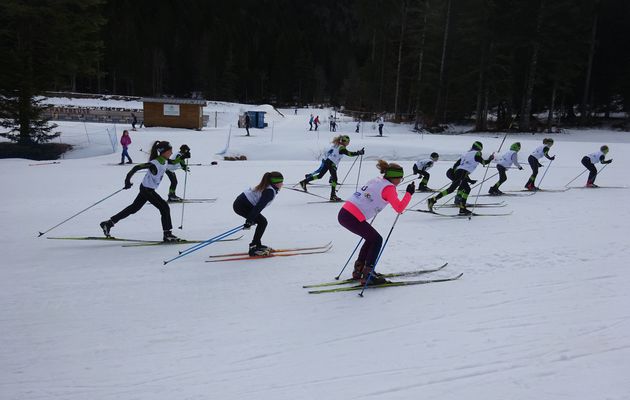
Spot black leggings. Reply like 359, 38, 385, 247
233, 194, 268, 246
581, 156, 598, 183
308, 159, 338, 185
165, 170, 178, 193
111, 185, 172, 231
493, 164, 507, 188
527, 155, 541, 185
434, 169, 469, 204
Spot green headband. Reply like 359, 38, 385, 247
270, 176, 284, 184
384, 169, 404, 179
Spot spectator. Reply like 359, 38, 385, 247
314, 115, 320, 131
119, 130, 133, 165
131, 113, 138, 131
309, 114, 314, 131
245, 113, 251, 136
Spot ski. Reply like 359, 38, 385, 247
508, 188, 570, 193
308, 273, 463, 294
472, 192, 535, 197
29, 161, 60, 166
302, 262, 449, 288
436, 202, 505, 208
207, 241, 333, 258
47, 236, 159, 243
568, 186, 628, 190
285, 187, 332, 200
412, 209, 512, 217
307, 199, 344, 204
168, 198, 217, 203
121, 235, 243, 247
206, 245, 332, 262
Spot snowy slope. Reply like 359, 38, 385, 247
1, 100, 629, 400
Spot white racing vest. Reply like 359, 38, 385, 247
325, 145, 345, 165
244, 185, 276, 207
531, 145, 548, 160
457, 150, 480, 174
141, 159, 179, 189
347, 177, 394, 219
415, 159, 434, 171
497, 150, 519, 168
587, 151, 604, 164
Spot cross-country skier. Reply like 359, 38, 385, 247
581, 145, 613, 187
299, 135, 364, 201
525, 138, 555, 190
488, 142, 523, 195
427, 141, 494, 215
338, 160, 415, 285
100, 141, 185, 242
233, 171, 284, 256
413, 152, 439, 191
165, 144, 191, 202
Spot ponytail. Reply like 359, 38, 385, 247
376, 159, 404, 180
376, 159, 389, 174
149, 141, 161, 160
254, 171, 284, 192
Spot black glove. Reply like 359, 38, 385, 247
243, 220, 253, 230
124, 181, 133, 189
468, 179, 477, 185
406, 182, 415, 195
412, 165, 420, 175
181, 150, 191, 159
550, 156, 556, 161
356, 148, 365, 156
488, 154, 495, 161
518, 166, 523, 170
605, 159, 613, 164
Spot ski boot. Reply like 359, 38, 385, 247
330, 194, 342, 202
458, 207, 473, 216
99, 219, 114, 237
249, 244, 272, 257
163, 230, 181, 242
168, 193, 183, 202
352, 260, 364, 280
488, 186, 501, 196
126, 159, 133, 164
586, 181, 599, 188
427, 197, 436, 211
360, 265, 389, 285
299, 179, 308, 192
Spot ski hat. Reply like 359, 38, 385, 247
543, 138, 554, 145
269, 171, 284, 184
156, 141, 172, 154
180, 144, 190, 152
430, 152, 439, 160
601, 145, 609, 154
384, 163, 404, 179
510, 142, 521, 151
341, 135, 350, 143
472, 141, 483, 151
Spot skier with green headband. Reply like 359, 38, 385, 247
427, 141, 494, 215
488, 142, 523, 195
299, 135, 364, 201
233, 171, 284, 256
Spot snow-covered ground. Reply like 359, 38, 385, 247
1, 99, 629, 400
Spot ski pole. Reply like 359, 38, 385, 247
334, 216, 377, 280
178, 161, 189, 230
407, 180, 452, 210
564, 169, 587, 187
355, 154, 364, 192
440, 172, 499, 207
164, 225, 244, 265
470, 129, 511, 216
536, 159, 554, 189
398, 173, 419, 187
339, 156, 360, 187
359, 213, 401, 297
38, 188, 125, 237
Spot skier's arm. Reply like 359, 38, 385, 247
512, 153, 523, 169
381, 185, 411, 214
474, 151, 494, 166
543, 146, 555, 160
124, 163, 151, 187
339, 146, 364, 157
600, 154, 613, 164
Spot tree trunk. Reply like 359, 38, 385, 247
519, 0, 545, 132
393, 1, 408, 120
414, 0, 429, 130
546, 80, 557, 132
475, 39, 491, 131
580, 5, 598, 125
433, 0, 451, 125
378, 37, 386, 111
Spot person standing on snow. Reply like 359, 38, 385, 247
314, 115, 320, 131
427, 141, 494, 215
338, 160, 414, 285
413, 152, 439, 192
308, 114, 314, 131
525, 138, 555, 191
488, 142, 523, 195
233, 171, 284, 256
581, 145, 613, 187
376, 115, 385, 136
299, 135, 365, 201
244, 113, 251, 136
165, 144, 192, 202
119, 130, 133, 165
100, 141, 186, 242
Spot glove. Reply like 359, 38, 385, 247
518, 166, 523, 170
124, 181, 133, 189
181, 150, 191, 159
243, 220, 253, 230
489, 154, 495, 161
605, 159, 613, 164
468, 179, 477, 185
356, 148, 365, 156
406, 182, 415, 195
550, 156, 556, 161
